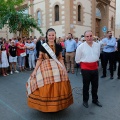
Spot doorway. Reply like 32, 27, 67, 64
95, 18, 101, 37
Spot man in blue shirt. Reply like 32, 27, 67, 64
101, 31, 116, 79
65, 33, 77, 74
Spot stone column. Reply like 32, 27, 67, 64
64, 0, 71, 36
91, 0, 96, 36
45, 0, 49, 30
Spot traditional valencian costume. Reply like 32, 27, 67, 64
26, 43, 73, 112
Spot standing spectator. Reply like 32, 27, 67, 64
81, 37, 86, 43
99, 38, 104, 68
113, 38, 118, 71
4, 40, 10, 55
75, 30, 102, 108
75, 37, 82, 47
25, 38, 35, 70
0, 39, 2, 50
0, 44, 9, 76
36, 36, 45, 58
117, 38, 120, 79
8, 40, 19, 74
16, 38, 26, 72
33, 39, 37, 62
0, 49, 1, 75
101, 31, 116, 79
14, 37, 18, 44
59, 37, 65, 61
65, 33, 77, 74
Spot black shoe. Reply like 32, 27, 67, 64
110, 76, 113, 79
92, 101, 102, 107
101, 75, 106, 78
83, 101, 89, 108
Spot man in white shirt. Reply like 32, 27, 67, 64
75, 30, 102, 108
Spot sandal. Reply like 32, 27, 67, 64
5, 73, 9, 75
3, 74, 6, 76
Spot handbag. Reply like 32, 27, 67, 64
20, 52, 26, 57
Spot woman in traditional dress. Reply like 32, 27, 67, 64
26, 28, 73, 112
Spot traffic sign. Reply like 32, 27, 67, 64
102, 26, 107, 33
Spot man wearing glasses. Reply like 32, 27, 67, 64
75, 30, 102, 108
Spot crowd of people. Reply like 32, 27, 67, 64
0, 28, 120, 112
0, 31, 119, 77
0, 33, 85, 76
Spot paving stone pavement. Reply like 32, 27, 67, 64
0, 67, 120, 120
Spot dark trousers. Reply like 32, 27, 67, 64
102, 52, 114, 77
81, 69, 98, 102
113, 51, 118, 71
100, 52, 104, 68
25, 54, 29, 68
118, 61, 120, 77
117, 54, 120, 77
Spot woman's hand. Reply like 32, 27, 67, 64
62, 67, 67, 76
31, 70, 37, 78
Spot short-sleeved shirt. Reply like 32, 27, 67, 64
9, 45, 17, 57
39, 43, 62, 58
16, 42, 25, 56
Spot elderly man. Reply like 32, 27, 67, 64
75, 30, 102, 108
65, 33, 77, 74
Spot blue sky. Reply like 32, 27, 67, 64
116, 0, 120, 25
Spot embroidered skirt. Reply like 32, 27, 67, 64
26, 59, 73, 112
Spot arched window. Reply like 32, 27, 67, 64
55, 5, 59, 21
78, 5, 81, 22
111, 17, 114, 29
37, 11, 41, 26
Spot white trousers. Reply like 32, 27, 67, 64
28, 54, 35, 68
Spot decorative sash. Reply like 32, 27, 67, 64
26, 43, 66, 96
42, 43, 65, 69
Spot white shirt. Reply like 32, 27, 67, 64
75, 41, 100, 63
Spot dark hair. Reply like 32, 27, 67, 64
1, 44, 6, 51
68, 33, 73, 37
18, 38, 21, 41
81, 35, 84, 38
46, 28, 56, 43
26, 38, 30, 43
75, 37, 78, 40
27, 38, 30, 40
107, 31, 111, 34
